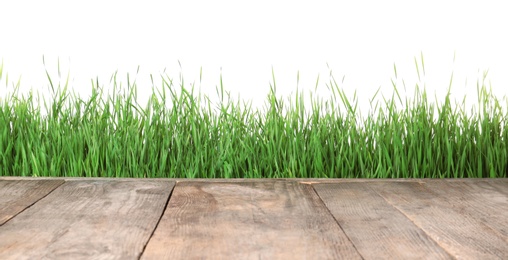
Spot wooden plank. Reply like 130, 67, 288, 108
476, 179, 508, 196
0, 179, 64, 225
0, 177, 292, 182
298, 178, 503, 184
314, 182, 451, 259
0, 180, 174, 260
142, 181, 361, 259
418, 180, 508, 238
370, 181, 508, 259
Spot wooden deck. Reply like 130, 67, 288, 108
0, 177, 506, 259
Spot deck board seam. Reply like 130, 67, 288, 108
370, 184, 456, 259
307, 183, 365, 260
138, 181, 176, 259
0, 180, 66, 227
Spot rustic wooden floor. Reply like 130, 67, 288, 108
0, 177, 506, 260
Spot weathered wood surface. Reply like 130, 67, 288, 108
369, 181, 508, 259
0, 179, 64, 225
421, 181, 508, 238
142, 181, 361, 259
314, 182, 452, 259
0, 180, 174, 260
0, 178, 506, 260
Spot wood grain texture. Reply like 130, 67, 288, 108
418, 180, 508, 238
0, 179, 64, 225
0, 180, 174, 260
370, 181, 508, 259
313, 182, 452, 259
142, 181, 361, 260
477, 179, 508, 196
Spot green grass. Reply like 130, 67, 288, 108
0, 58, 507, 178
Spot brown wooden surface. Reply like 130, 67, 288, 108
0, 179, 64, 225
314, 182, 452, 259
0, 178, 506, 260
0, 179, 174, 260
141, 181, 361, 260
369, 181, 508, 259
421, 180, 508, 238
474, 179, 508, 196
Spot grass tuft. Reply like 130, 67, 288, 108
0, 60, 506, 178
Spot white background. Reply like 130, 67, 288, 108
1, 0, 507, 117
